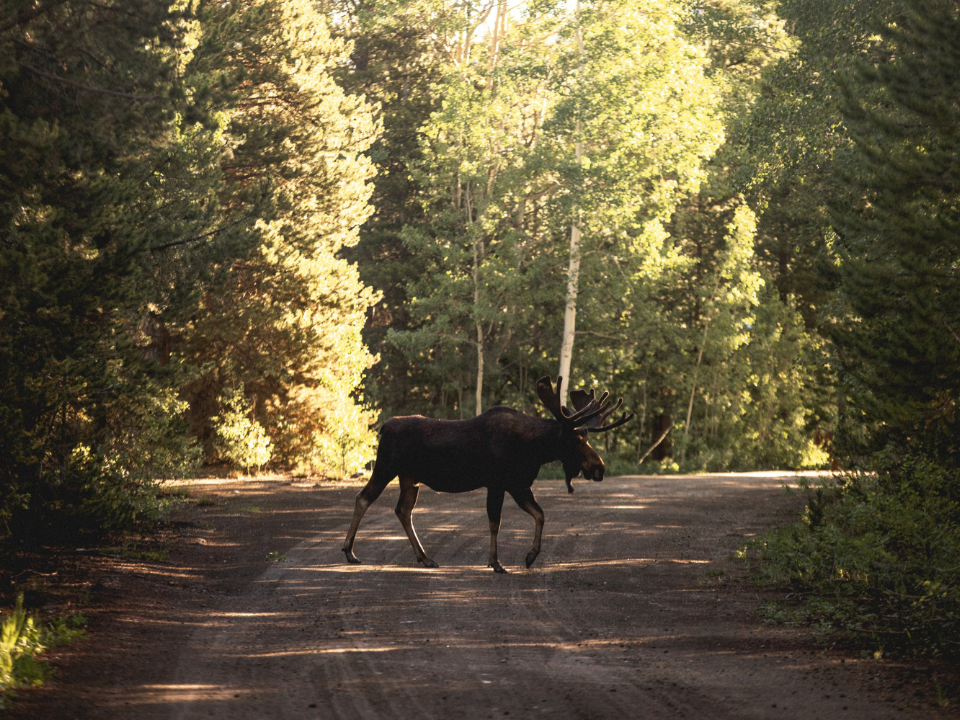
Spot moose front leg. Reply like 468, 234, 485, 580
510, 488, 545, 568
395, 476, 438, 568
486, 487, 507, 573
342, 466, 393, 564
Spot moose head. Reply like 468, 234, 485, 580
536, 376, 634, 493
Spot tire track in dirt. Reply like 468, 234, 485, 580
158, 475, 931, 720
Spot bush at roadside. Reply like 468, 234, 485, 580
746, 456, 960, 657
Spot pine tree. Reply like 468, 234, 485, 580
323, 0, 450, 417
830, 0, 960, 463
0, 0, 203, 540
172, 0, 381, 476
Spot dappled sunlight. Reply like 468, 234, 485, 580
84, 475, 840, 719
299, 563, 494, 575
96, 683, 263, 710
544, 557, 672, 570
245, 646, 405, 658
185, 539, 242, 548
136, 684, 250, 697
214, 611, 290, 619
107, 565, 200, 581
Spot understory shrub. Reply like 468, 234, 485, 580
0, 595, 86, 708
213, 386, 273, 473
746, 456, 960, 656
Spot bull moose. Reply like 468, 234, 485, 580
341, 375, 633, 573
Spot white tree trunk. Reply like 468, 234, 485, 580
471, 186, 484, 416
680, 321, 709, 463
557, 3, 585, 407
558, 220, 581, 406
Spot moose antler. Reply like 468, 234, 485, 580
536, 375, 565, 421
569, 387, 634, 433
538, 376, 633, 431
586, 406, 634, 433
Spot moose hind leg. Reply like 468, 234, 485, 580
396, 477, 438, 568
342, 466, 394, 564
487, 487, 507, 573
510, 488, 545, 568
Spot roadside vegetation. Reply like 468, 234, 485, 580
750, 461, 960, 658
745, 0, 960, 658
0, 0, 956, 660
0, 595, 86, 708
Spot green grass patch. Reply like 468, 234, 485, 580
1, 595, 86, 708
100, 541, 169, 563
233, 504, 261, 514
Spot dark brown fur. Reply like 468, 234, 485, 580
341, 376, 631, 572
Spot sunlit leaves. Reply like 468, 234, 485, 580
168, 0, 381, 476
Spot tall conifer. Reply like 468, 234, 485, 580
830, 0, 960, 462
0, 0, 201, 539
174, 0, 381, 475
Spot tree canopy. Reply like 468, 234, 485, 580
0, 0, 379, 540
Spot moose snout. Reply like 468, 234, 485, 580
586, 461, 605, 482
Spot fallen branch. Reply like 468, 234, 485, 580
637, 424, 673, 465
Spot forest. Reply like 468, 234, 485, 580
0, 0, 958, 653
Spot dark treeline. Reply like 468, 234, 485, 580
0, 0, 957, 654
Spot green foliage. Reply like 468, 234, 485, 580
748, 458, 960, 656
336, 0, 829, 474
724, 0, 960, 660
0, 595, 48, 702
324, 0, 450, 418
173, 0, 381, 475
0, 0, 383, 543
305, 400, 379, 480
829, 0, 960, 464
0, 595, 86, 708
0, 0, 204, 543
213, 387, 273, 472
389, 0, 729, 420
731, 0, 898, 317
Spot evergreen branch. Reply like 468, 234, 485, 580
15, 60, 164, 102
942, 322, 960, 348
149, 214, 255, 254
11, 38, 60, 63
0, 0, 69, 34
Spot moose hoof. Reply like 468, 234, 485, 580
343, 550, 361, 564
525, 552, 540, 569
419, 557, 439, 569
490, 562, 508, 574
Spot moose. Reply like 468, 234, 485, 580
341, 375, 633, 573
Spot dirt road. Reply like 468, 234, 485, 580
11, 474, 952, 719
